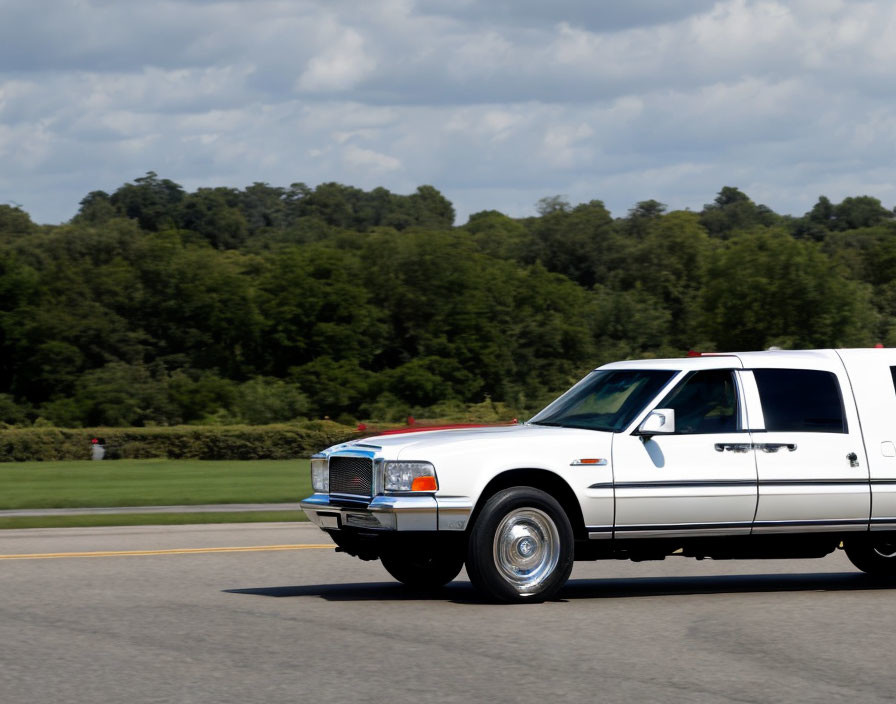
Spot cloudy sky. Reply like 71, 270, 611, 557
2, 0, 896, 225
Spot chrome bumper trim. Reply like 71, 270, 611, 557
300, 494, 474, 532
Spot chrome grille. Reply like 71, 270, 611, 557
329, 456, 374, 498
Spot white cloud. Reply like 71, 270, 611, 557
296, 24, 376, 92
541, 123, 595, 169
2, 0, 896, 224
342, 144, 401, 172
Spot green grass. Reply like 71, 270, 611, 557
0, 511, 309, 530
0, 459, 312, 510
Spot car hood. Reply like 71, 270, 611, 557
322, 423, 612, 461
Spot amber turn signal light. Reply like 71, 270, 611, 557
411, 476, 438, 492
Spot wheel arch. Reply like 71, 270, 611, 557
469, 468, 587, 540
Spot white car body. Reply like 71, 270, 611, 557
300, 349, 896, 601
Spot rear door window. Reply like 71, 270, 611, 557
753, 369, 846, 433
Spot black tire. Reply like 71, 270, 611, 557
844, 533, 896, 576
465, 486, 574, 603
380, 547, 465, 589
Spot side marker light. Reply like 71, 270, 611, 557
411, 476, 438, 491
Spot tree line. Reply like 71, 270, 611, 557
0, 174, 891, 427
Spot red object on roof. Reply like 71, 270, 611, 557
687, 349, 701, 357
372, 421, 518, 436
875, 343, 885, 348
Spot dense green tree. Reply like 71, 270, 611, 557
408, 185, 455, 228
464, 210, 533, 261
0, 393, 29, 425
831, 196, 893, 231
701, 229, 876, 350
73, 191, 117, 225
110, 172, 185, 231
0, 204, 37, 236
233, 377, 309, 424
535, 195, 571, 215
625, 199, 667, 237
619, 211, 713, 348
131, 234, 263, 376
240, 182, 288, 233
700, 187, 779, 236
1, 178, 894, 426
526, 199, 616, 288
178, 187, 249, 249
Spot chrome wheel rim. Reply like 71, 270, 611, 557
493, 508, 560, 595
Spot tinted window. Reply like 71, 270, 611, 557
753, 369, 846, 433
657, 369, 738, 434
529, 370, 676, 432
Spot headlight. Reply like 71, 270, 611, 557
383, 461, 438, 492
311, 457, 329, 493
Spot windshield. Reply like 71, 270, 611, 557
529, 369, 677, 432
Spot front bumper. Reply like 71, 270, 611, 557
300, 493, 474, 532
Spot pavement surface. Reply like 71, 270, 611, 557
0, 502, 302, 517
2, 522, 896, 704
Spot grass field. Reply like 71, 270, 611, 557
0, 459, 313, 528
0, 459, 312, 509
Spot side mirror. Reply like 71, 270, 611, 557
637, 409, 675, 438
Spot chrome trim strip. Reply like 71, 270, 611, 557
753, 518, 868, 527
612, 518, 869, 537
589, 478, 873, 490
586, 525, 613, 540
751, 519, 868, 533
759, 479, 868, 486
591, 479, 756, 490
753, 521, 868, 535
615, 521, 754, 533
301, 494, 474, 532
300, 493, 438, 531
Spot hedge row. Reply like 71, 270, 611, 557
0, 421, 358, 462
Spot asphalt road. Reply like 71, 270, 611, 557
2, 523, 895, 704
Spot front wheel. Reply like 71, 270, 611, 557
381, 547, 465, 589
466, 486, 574, 603
844, 533, 896, 576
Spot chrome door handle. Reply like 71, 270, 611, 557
756, 443, 797, 453
714, 443, 753, 453
714, 442, 798, 453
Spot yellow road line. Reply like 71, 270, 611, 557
0, 544, 337, 560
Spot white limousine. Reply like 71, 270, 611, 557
301, 349, 896, 602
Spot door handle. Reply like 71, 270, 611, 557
714, 443, 753, 453
755, 443, 797, 453
714, 442, 797, 453
847, 452, 859, 467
